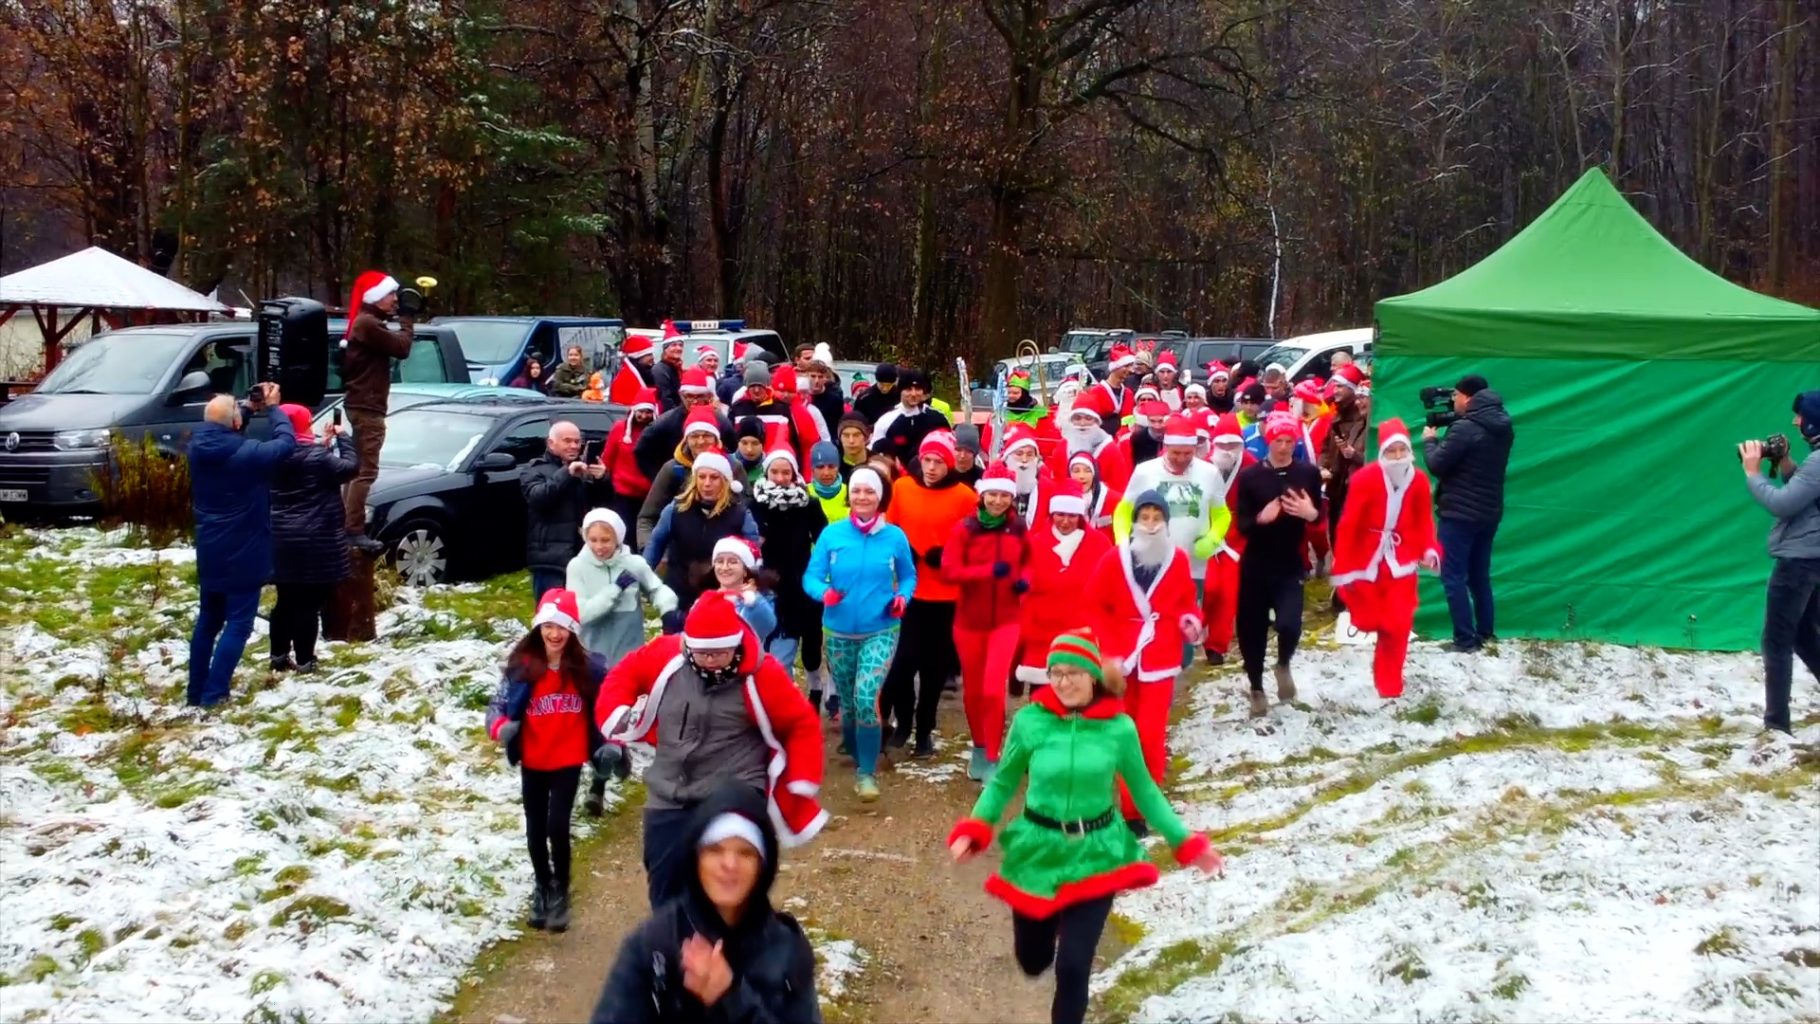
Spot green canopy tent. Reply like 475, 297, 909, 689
1373, 167, 1820, 651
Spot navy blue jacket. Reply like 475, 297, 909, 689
188, 409, 297, 592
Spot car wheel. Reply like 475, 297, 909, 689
389, 519, 450, 587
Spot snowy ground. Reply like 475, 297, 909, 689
0, 527, 626, 1023
1097, 639, 1820, 1022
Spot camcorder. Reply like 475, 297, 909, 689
1419, 385, 1458, 429
395, 275, 439, 318
1740, 433, 1790, 465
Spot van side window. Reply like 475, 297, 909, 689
1301, 351, 1333, 382
184, 340, 253, 396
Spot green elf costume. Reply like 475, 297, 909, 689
948, 628, 1214, 1024
1004, 368, 1048, 427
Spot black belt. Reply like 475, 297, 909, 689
1024, 807, 1115, 836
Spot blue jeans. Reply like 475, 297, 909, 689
1762, 557, 1820, 733
189, 587, 261, 706
530, 570, 566, 608
767, 635, 800, 675
641, 804, 697, 910
1437, 518, 1498, 646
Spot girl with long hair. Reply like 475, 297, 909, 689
644, 446, 759, 631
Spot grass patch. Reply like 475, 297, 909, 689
1395, 698, 1443, 725
269, 895, 352, 930
1095, 936, 1244, 1023
1694, 927, 1743, 957
1490, 972, 1531, 999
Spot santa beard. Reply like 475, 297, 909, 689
1012, 458, 1041, 495
1130, 524, 1173, 568
1382, 455, 1415, 488
1064, 423, 1108, 454
1211, 449, 1240, 476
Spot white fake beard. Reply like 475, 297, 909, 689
1383, 455, 1415, 488
1131, 525, 1172, 568
1064, 423, 1107, 453
1212, 449, 1240, 476
1013, 458, 1041, 494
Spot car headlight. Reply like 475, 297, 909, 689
53, 428, 113, 451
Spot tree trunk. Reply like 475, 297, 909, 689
979, 183, 1027, 362
323, 554, 377, 643
1765, 0, 1797, 290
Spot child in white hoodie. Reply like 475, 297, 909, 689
566, 509, 677, 669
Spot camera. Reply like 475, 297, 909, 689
395, 287, 427, 318
1741, 433, 1790, 464
1419, 385, 1458, 429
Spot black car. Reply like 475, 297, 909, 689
363, 398, 626, 585
1174, 337, 1277, 378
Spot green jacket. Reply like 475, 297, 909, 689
549, 363, 590, 398
950, 688, 1209, 917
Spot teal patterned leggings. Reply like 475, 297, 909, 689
825, 628, 899, 728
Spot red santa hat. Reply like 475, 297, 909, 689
660, 320, 684, 349
628, 387, 657, 415
712, 535, 762, 570
1263, 411, 1300, 442
682, 591, 749, 650
1162, 414, 1199, 447
1211, 412, 1245, 446
1184, 382, 1207, 398
1294, 378, 1325, 405
1331, 363, 1363, 389
1137, 399, 1171, 420
680, 367, 714, 395
1067, 401, 1105, 425
1107, 345, 1138, 372
1048, 493, 1088, 518
975, 461, 1017, 496
530, 588, 582, 635
1135, 385, 1161, 403
1000, 422, 1040, 457
1206, 361, 1231, 382
919, 430, 958, 468
1068, 451, 1098, 475
1377, 417, 1412, 455
1155, 350, 1179, 371
341, 271, 398, 338
694, 344, 719, 366
683, 405, 721, 440
770, 365, 799, 395
622, 334, 655, 359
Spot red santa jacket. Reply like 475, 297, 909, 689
1010, 468, 1058, 532
1300, 413, 1333, 472
1016, 525, 1113, 683
601, 419, 652, 496
1329, 462, 1439, 588
595, 632, 828, 847
941, 515, 1028, 630
1088, 544, 1201, 682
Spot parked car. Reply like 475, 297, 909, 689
430, 316, 627, 386
1054, 327, 1133, 356
1083, 330, 1188, 379
829, 360, 877, 397
1160, 337, 1277, 379
980, 352, 1088, 394
622, 320, 786, 366
1253, 327, 1375, 383
363, 397, 626, 585
310, 382, 550, 437
0, 322, 467, 515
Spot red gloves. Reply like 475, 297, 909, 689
822, 590, 843, 607
887, 596, 908, 618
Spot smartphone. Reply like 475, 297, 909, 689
581, 439, 599, 463
332, 408, 343, 428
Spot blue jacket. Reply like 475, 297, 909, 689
802, 519, 916, 637
188, 409, 297, 593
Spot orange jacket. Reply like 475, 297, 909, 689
886, 475, 978, 602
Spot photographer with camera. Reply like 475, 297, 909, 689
1420, 374, 1514, 653
1740, 390, 1820, 735
341, 270, 416, 555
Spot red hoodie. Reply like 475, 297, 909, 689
941, 514, 1029, 630
601, 419, 652, 496
520, 668, 592, 771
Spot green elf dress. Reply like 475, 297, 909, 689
947, 671, 1210, 918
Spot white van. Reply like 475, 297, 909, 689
1252, 327, 1374, 382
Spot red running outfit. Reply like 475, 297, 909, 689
943, 501, 1030, 762
1015, 524, 1114, 689
1330, 419, 1440, 699
1088, 543, 1201, 820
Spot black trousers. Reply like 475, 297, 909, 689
270, 582, 333, 664
642, 803, 699, 909
800, 604, 825, 673
1763, 557, 1820, 733
1237, 567, 1304, 690
521, 765, 582, 888
883, 599, 957, 740
1012, 895, 1114, 1024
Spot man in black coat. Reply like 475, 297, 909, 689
1234, 412, 1326, 717
634, 376, 737, 481
1421, 375, 1515, 653
805, 359, 846, 437
850, 362, 901, 427
653, 335, 685, 411
522, 420, 609, 602
867, 368, 948, 472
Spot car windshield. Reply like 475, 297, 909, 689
379, 409, 493, 470
443, 321, 529, 364
1254, 343, 1308, 371
1059, 331, 1101, 354
36, 332, 192, 395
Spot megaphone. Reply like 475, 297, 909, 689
397, 274, 438, 317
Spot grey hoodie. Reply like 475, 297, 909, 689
1748, 447, 1820, 559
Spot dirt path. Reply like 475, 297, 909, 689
447, 692, 1061, 1024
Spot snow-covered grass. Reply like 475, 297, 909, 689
1096, 640, 1820, 1023
0, 527, 635, 1023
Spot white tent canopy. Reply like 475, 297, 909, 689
0, 246, 227, 313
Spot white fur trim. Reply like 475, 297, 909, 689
1109, 353, 1137, 370
1014, 664, 1050, 685
361, 275, 398, 305
976, 477, 1016, 496
786, 779, 820, 797
745, 677, 828, 848
683, 419, 721, 438
693, 450, 733, 481
1048, 494, 1087, 517
698, 813, 766, 857
683, 629, 745, 649
763, 448, 800, 474
713, 536, 758, 569
1379, 432, 1412, 455
531, 602, 580, 635
1163, 432, 1198, 446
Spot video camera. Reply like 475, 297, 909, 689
394, 275, 439, 318
1419, 385, 1458, 429
1741, 433, 1791, 465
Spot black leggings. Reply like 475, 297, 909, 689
1012, 896, 1114, 1024
521, 765, 582, 887
1237, 568, 1304, 690
883, 599, 957, 739
270, 582, 333, 664
800, 604, 824, 674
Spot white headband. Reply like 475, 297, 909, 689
848, 467, 884, 498
698, 813, 766, 858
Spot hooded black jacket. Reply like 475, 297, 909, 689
589, 785, 821, 1024
634, 405, 738, 481
1422, 389, 1515, 525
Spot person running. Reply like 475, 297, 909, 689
1233, 412, 1324, 716
802, 467, 916, 801
882, 431, 977, 756
807, 442, 850, 523
644, 445, 761, 630
1331, 419, 1440, 699
594, 592, 827, 908
942, 462, 1029, 782
637, 406, 727, 549
948, 629, 1223, 1024
707, 537, 779, 650
749, 447, 829, 700
1014, 493, 1111, 696
1090, 489, 1203, 833
1200, 413, 1257, 666
1113, 414, 1225, 670
487, 589, 607, 932
602, 387, 659, 535
588, 781, 821, 1023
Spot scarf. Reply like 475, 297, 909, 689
753, 478, 813, 509
851, 512, 885, 535
1051, 525, 1085, 566
978, 507, 1007, 529
810, 478, 844, 500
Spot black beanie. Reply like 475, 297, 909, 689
736, 416, 766, 442
875, 363, 899, 384
1455, 374, 1489, 397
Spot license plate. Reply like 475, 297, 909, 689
0, 489, 27, 502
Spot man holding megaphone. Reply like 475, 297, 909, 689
341, 270, 415, 555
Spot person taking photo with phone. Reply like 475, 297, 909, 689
523, 420, 609, 604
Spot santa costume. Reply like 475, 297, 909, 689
1015, 493, 1114, 690
1330, 418, 1440, 699
1152, 350, 1185, 410
609, 334, 656, 405
941, 462, 1029, 780
1077, 345, 1138, 432
1088, 489, 1202, 826
1196, 413, 1255, 664
999, 423, 1056, 530
1067, 451, 1119, 540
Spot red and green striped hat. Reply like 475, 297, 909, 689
1047, 629, 1103, 680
